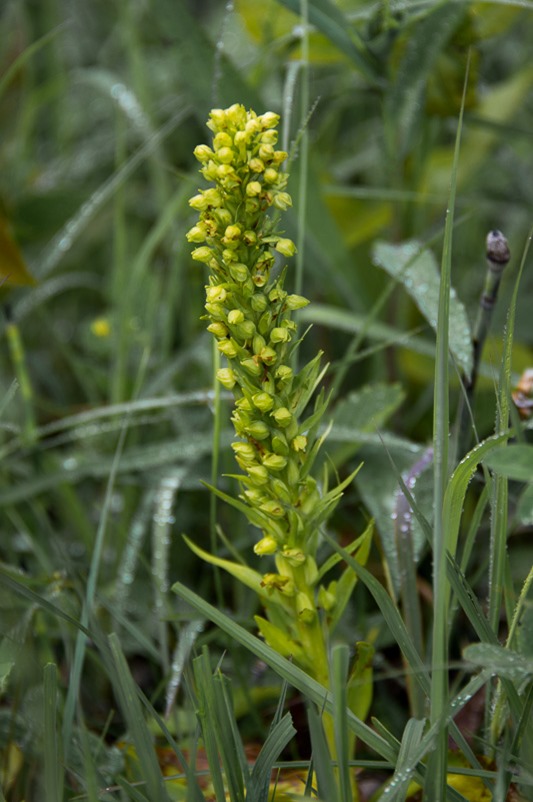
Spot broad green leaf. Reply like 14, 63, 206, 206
329, 382, 405, 467
384, 3, 467, 158
517, 483, 533, 526
425, 63, 533, 195
463, 643, 533, 685
484, 444, 533, 482
0, 437, 209, 506
274, 0, 380, 83
355, 441, 427, 593
372, 240, 473, 379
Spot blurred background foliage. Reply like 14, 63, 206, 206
1, 0, 533, 798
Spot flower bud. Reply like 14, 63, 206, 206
222, 248, 237, 264
213, 131, 233, 149
207, 321, 229, 338
273, 192, 292, 211
229, 263, 249, 283
214, 208, 232, 227
270, 327, 290, 344
259, 111, 280, 129
191, 246, 213, 263
269, 287, 286, 303
204, 302, 225, 319
206, 285, 227, 303
208, 108, 227, 130
259, 143, 275, 162
223, 224, 242, 246
275, 238, 296, 257
264, 167, 278, 184
233, 320, 255, 340
216, 368, 236, 389
216, 163, 236, 181
254, 536, 278, 556
243, 488, 266, 505
217, 339, 238, 358
275, 365, 293, 382
259, 347, 277, 365
189, 193, 208, 211
250, 293, 268, 313
245, 197, 261, 215
252, 392, 274, 412
249, 158, 265, 173
201, 161, 218, 181
217, 146, 234, 164
271, 407, 292, 427
285, 294, 309, 310
227, 309, 244, 325
193, 144, 213, 162
292, 435, 307, 452
186, 224, 207, 243
235, 396, 252, 411
246, 420, 270, 440
246, 181, 262, 197
260, 130, 278, 145
232, 442, 256, 462
259, 499, 285, 518
240, 358, 262, 376
247, 465, 269, 485
262, 453, 287, 471
245, 117, 261, 136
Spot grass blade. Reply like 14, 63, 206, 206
43, 663, 62, 802
428, 52, 470, 800
107, 633, 171, 802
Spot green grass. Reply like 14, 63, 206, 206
2, 1, 533, 800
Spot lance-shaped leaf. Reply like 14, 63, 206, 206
372, 240, 472, 380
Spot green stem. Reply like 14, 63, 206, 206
6, 319, 37, 445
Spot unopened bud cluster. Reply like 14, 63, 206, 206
187, 105, 325, 594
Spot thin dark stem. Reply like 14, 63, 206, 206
455, 230, 510, 457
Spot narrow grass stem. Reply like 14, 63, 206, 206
5, 317, 37, 445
